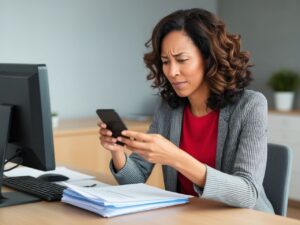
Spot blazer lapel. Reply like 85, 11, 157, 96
166, 104, 184, 192
170, 104, 184, 148
216, 105, 230, 170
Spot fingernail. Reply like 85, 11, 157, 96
121, 131, 127, 135
117, 137, 122, 141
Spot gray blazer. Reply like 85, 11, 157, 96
110, 90, 274, 213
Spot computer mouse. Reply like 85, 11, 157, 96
37, 173, 69, 182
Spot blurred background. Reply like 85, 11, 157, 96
0, 0, 299, 118
0, 0, 217, 119
0, 0, 299, 219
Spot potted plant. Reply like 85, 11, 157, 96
268, 69, 300, 111
51, 112, 59, 128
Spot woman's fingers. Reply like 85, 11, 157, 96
100, 136, 124, 152
103, 142, 124, 152
98, 122, 125, 152
98, 122, 110, 135
97, 122, 107, 128
117, 131, 157, 152
121, 130, 152, 142
117, 137, 150, 152
99, 128, 112, 136
100, 136, 116, 144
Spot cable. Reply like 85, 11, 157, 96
4, 161, 22, 172
4, 149, 22, 164
3, 149, 23, 172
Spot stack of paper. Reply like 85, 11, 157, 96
61, 183, 193, 217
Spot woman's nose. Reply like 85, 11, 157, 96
167, 62, 180, 78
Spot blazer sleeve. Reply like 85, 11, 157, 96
109, 100, 162, 185
194, 93, 268, 208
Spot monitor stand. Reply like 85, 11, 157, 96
0, 105, 40, 207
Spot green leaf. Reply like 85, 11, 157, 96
267, 69, 300, 91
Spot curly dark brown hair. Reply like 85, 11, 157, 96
144, 8, 253, 109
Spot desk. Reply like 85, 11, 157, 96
1, 172, 299, 225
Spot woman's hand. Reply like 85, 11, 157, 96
97, 122, 126, 171
97, 122, 120, 151
117, 130, 182, 166
110, 129, 207, 187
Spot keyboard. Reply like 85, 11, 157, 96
3, 176, 67, 201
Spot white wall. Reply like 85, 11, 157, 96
0, 0, 217, 119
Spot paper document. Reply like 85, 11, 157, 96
4, 166, 95, 181
61, 183, 193, 217
64, 179, 110, 188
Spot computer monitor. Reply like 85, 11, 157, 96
0, 63, 55, 207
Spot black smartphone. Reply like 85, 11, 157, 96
96, 109, 128, 145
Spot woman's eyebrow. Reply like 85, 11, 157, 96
161, 52, 187, 58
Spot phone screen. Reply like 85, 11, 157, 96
96, 109, 128, 145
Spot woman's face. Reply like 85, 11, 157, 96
161, 30, 207, 98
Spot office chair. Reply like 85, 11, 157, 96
263, 143, 292, 216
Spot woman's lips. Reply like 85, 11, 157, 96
172, 81, 188, 89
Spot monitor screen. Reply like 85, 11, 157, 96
0, 64, 55, 171
0, 63, 56, 207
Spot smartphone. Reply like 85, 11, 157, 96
96, 109, 128, 145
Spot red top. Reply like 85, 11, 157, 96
178, 105, 219, 196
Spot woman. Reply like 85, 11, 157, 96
98, 8, 274, 213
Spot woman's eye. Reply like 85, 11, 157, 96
178, 59, 188, 63
162, 61, 169, 65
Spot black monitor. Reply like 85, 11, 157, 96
0, 63, 55, 207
